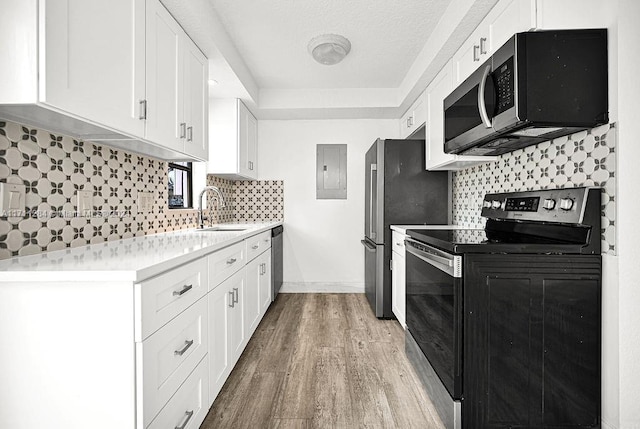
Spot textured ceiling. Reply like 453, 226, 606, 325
208, 0, 454, 89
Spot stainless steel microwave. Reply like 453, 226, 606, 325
444, 29, 608, 156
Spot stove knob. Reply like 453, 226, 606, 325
559, 198, 574, 211
491, 200, 502, 209
542, 198, 556, 210
483, 200, 492, 208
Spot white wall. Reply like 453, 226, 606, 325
258, 119, 399, 291
615, 0, 640, 427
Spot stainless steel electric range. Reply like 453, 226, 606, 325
404, 187, 602, 429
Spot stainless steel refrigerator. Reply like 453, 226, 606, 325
362, 139, 450, 318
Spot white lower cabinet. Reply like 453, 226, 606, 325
208, 269, 245, 403
0, 227, 278, 429
137, 297, 208, 427
245, 250, 272, 339
207, 231, 273, 406
391, 231, 407, 329
147, 356, 209, 429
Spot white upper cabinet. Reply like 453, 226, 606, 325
425, 61, 497, 171
145, 0, 208, 159
208, 99, 258, 180
183, 38, 209, 161
145, 0, 183, 153
453, 0, 536, 85
0, 0, 208, 161
42, 0, 146, 138
399, 92, 426, 139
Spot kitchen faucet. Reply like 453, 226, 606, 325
197, 186, 226, 229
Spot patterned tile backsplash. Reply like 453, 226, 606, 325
0, 120, 283, 260
452, 123, 616, 255
205, 175, 284, 224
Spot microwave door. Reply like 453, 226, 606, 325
443, 60, 497, 154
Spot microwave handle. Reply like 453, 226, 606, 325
478, 64, 492, 128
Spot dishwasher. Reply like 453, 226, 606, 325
271, 225, 283, 301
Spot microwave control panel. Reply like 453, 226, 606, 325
493, 57, 514, 115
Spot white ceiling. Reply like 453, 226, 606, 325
208, 0, 453, 90
161, 0, 498, 118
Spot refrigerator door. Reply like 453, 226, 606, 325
362, 237, 384, 316
364, 139, 385, 245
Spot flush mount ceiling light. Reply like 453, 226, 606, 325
308, 34, 351, 65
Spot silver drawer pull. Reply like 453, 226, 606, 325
175, 410, 194, 429
174, 340, 194, 356
251, 244, 259, 250
173, 284, 193, 296
226, 258, 237, 265
233, 287, 239, 304
228, 291, 235, 308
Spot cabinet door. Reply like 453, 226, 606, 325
145, 0, 184, 152
183, 37, 208, 161
463, 255, 601, 428
227, 271, 246, 362
452, 27, 486, 85
426, 61, 455, 169
247, 109, 258, 177
391, 251, 406, 329
238, 100, 257, 179
259, 252, 272, 316
488, 0, 535, 54
43, 0, 145, 137
208, 282, 231, 404
244, 257, 261, 339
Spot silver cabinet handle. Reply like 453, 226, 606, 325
226, 258, 237, 265
477, 64, 492, 128
174, 339, 194, 356
259, 263, 264, 275
180, 122, 187, 139
175, 410, 194, 429
228, 291, 235, 308
233, 287, 239, 303
479, 37, 487, 55
251, 244, 259, 250
473, 45, 480, 62
187, 126, 193, 142
173, 284, 193, 296
139, 100, 147, 120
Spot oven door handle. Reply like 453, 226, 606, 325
405, 238, 462, 278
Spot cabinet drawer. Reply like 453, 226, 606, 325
208, 241, 245, 290
392, 231, 407, 255
138, 297, 208, 428
246, 231, 271, 261
135, 257, 208, 341
147, 355, 209, 429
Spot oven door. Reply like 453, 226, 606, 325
405, 238, 463, 400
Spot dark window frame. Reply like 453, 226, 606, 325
167, 162, 193, 209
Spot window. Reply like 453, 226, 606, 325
168, 162, 193, 209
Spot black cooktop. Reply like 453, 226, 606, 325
406, 227, 593, 254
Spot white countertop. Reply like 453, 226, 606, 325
390, 224, 468, 234
0, 222, 282, 283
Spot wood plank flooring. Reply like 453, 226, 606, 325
201, 293, 445, 429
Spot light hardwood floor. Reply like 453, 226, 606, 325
202, 293, 445, 429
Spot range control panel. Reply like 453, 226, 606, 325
481, 187, 594, 224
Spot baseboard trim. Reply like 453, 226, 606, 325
280, 282, 365, 293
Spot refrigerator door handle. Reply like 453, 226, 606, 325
369, 163, 377, 240
361, 239, 376, 251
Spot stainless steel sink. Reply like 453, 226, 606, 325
195, 226, 249, 232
